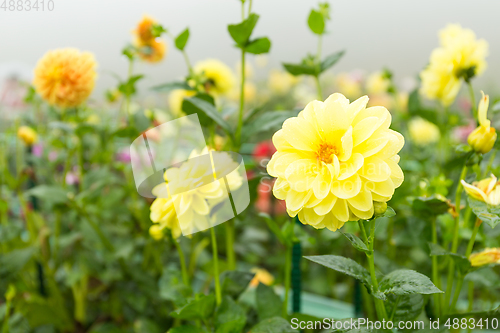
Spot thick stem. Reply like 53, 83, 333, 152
283, 245, 292, 318
431, 218, 442, 316
450, 275, 464, 312
210, 227, 222, 305
225, 220, 236, 270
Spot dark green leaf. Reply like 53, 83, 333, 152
0, 247, 36, 282
118, 75, 144, 97
307, 10, 324, 35
168, 325, 206, 333
220, 271, 254, 299
386, 294, 424, 323
428, 242, 471, 274
214, 296, 246, 333
170, 294, 215, 320
175, 28, 190, 51
182, 96, 233, 136
26, 185, 68, 206
228, 13, 259, 46
242, 110, 299, 142
246, 37, 271, 54
256, 284, 282, 320
159, 268, 192, 307
249, 317, 298, 333
320, 51, 345, 73
411, 196, 449, 219
341, 232, 369, 253
282, 63, 317, 76
467, 197, 500, 229
151, 81, 195, 92
379, 269, 443, 296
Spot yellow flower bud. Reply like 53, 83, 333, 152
249, 267, 275, 287
469, 248, 500, 267
468, 91, 497, 154
17, 126, 38, 146
373, 201, 388, 216
149, 224, 165, 240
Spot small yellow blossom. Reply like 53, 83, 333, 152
468, 91, 496, 154
462, 175, 500, 206
168, 89, 196, 116
249, 268, 275, 287
194, 59, 236, 96
334, 72, 362, 99
228, 82, 257, 103
366, 71, 390, 95
17, 126, 38, 146
469, 248, 500, 267
33, 48, 97, 108
267, 93, 404, 232
408, 117, 440, 146
134, 15, 157, 44
268, 69, 298, 95
149, 224, 166, 240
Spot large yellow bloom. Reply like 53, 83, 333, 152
267, 93, 404, 232
420, 24, 488, 106
468, 91, 496, 154
408, 117, 440, 146
462, 174, 500, 206
194, 59, 236, 96
33, 48, 97, 108
469, 248, 500, 267
149, 148, 242, 238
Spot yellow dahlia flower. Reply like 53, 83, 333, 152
150, 148, 243, 238
168, 89, 196, 116
420, 24, 488, 106
366, 71, 390, 95
33, 48, 97, 108
469, 248, 500, 267
194, 59, 236, 96
408, 117, 440, 146
268, 69, 298, 95
267, 93, 404, 232
17, 126, 38, 146
468, 91, 496, 154
136, 39, 167, 63
462, 175, 500, 206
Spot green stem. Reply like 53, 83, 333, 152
125, 59, 135, 127
172, 235, 190, 287
182, 50, 194, 76
467, 81, 477, 121
450, 274, 464, 312
431, 218, 442, 316
389, 295, 401, 321
482, 150, 497, 178
465, 219, 481, 257
314, 76, 322, 100
76, 205, 114, 252
225, 220, 236, 270
236, 48, 246, 147
210, 227, 222, 305
444, 164, 467, 312
248, 0, 253, 16
283, 245, 292, 318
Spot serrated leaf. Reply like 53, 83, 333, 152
379, 269, 443, 296
320, 51, 345, 73
175, 28, 190, 51
246, 37, 271, 54
428, 243, 471, 274
228, 13, 259, 46
341, 232, 369, 253
307, 9, 324, 35
151, 81, 195, 92
170, 294, 215, 320
256, 284, 282, 320
467, 196, 500, 229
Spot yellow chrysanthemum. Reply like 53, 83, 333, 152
268, 69, 299, 95
469, 248, 500, 267
136, 39, 167, 63
134, 15, 157, 44
366, 71, 390, 95
420, 24, 488, 106
149, 148, 243, 238
462, 174, 500, 206
468, 91, 496, 154
194, 59, 236, 96
408, 117, 440, 146
33, 48, 97, 108
17, 126, 38, 146
267, 93, 404, 232
168, 89, 196, 116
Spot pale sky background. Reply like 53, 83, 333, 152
0, 0, 499, 99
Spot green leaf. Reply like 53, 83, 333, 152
381, 206, 396, 218
282, 62, 317, 76
246, 37, 271, 54
0, 247, 36, 282
256, 284, 283, 320
305, 255, 374, 296
242, 110, 299, 142
411, 196, 449, 219
118, 75, 144, 97
307, 9, 325, 35
168, 325, 207, 333
386, 294, 424, 323
378, 269, 443, 296
249, 317, 298, 333
151, 81, 195, 92
320, 51, 345, 73
220, 271, 255, 299
341, 232, 369, 253
133, 318, 162, 333
214, 296, 246, 333
158, 268, 192, 307
170, 294, 215, 320
428, 243, 471, 274
467, 196, 500, 229
228, 13, 259, 46
182, 96, 233, 136
175, 28, 190, 51
26, 185, 68, 206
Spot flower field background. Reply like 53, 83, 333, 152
1, 1, 500, 333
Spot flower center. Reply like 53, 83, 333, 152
317, 142, 338, 164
